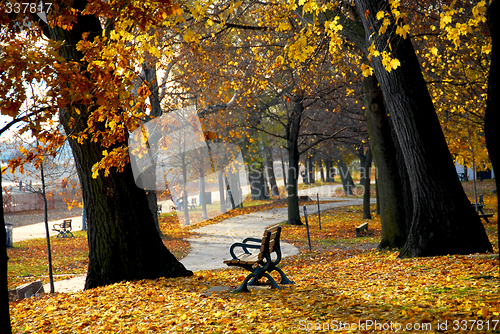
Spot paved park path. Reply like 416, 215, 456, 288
11, 184, 371, 293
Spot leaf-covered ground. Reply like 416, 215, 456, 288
7, 197, 334, 289
10, 244, 499, 333
8, 180, 500, 333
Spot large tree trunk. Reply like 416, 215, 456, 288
49, 0, 192, 289
62, 109, 192, 289
363, 74, 409, 248
146, 191, 161, 236
286, 100, 303, 225
0, 172, 12, 334
356, 0, 492, 257
484, 2, 500, 267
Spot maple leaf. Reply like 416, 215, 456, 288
361, 64, 374, 77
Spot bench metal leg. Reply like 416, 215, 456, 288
274, 267, 295, 285
235, 272, 283, 292
480, 216, 491, 224
261, 273, 282, 290
234, 273, 255, 293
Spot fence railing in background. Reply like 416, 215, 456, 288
2, 188, 82, 213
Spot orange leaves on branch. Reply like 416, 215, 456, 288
91, 147, 130, 179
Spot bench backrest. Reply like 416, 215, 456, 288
256, 225, 281, 262
62, 220, 72, 229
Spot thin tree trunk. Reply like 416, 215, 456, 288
225, 176, 236, 209
306, 156, 315, 184
362, 146, 372, 219
218, 170, 226, 213
358, 151, 367, 185
333, 149, 354, 195
280, 152, 287, 188
200, 175, 208, 220
264, 146, 279, 197
286, 100, 303, 225
304, 157, 310, 185
319, 161, 325, 183
0, 170, 12, 334
249, 163, 268, 200
234, 170, 242, 207
40, 161, 55, 293
357, 0, 492, 257
181, 155, 189, 226
325, 159, 334, 182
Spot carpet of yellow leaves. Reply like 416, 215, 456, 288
8, 181, 499, 333
10, 248, 498, 333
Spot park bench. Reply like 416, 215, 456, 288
355, 222, 368, 237
472, 195, 494, 223
223, 225, 294, 292
52, 219, 74, 238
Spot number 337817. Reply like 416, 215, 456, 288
5, 2, 52, 14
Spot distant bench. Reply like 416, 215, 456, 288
52, 219, 74, 238
355, 222, 368, 237
472, 195, 494, 224
223, 225, 294, 292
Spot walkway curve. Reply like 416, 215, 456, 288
179, 197, 366, 271
9, 184, 373, 293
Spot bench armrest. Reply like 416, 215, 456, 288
52, 223, 61, 230
229, 242, 261, 258
242, 237, 261, 244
